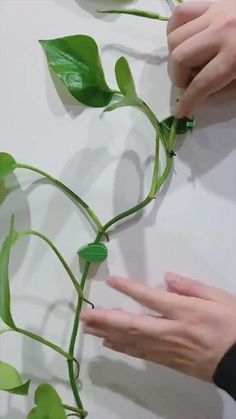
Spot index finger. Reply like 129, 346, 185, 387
107, 276, 193, 319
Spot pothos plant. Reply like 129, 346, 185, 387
0, 2, 194, 418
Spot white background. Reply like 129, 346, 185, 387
0, 0, 236, 418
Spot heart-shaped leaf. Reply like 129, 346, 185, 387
27, 384, 66, 419
161, 116, 195, 136
0, 216, 18, 328
0, 153, 16, 180
78, 243, 108, 263
40, 35, 114, 107
0, 360, 30, 395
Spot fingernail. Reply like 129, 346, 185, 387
165, 272, 181, 288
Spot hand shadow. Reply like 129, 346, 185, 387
88, 355, 224, 419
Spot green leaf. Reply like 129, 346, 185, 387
40, 35, 114, 107
161, 116, 195, 136
115, 57, 137, 99
0, 216, 18, 328
27, 384, 66, 419
78, 243, 108, 263
0, 153, 16, 180
0, 360, 30, 395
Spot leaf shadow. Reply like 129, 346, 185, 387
102, 43, 168, 66
55, 0, 138, 20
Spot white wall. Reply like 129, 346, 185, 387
0, 0, 236, 418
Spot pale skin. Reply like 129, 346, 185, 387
81, 0, 236, 383
167, 0, 236, 117
81, 274, 236, 382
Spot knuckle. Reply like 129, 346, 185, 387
221, 16, 236, 30
171, 48, 186, 65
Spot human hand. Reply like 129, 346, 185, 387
167, 0, 236, 118
81, 273, 236, 382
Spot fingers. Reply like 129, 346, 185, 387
167, 1, 210, 34
168, 28, 218, 88
107, 276, 193, 318
174, 52, 236, 117
165, 272, 234, 303
168, 15, 208, 53
82, 308, 179, 340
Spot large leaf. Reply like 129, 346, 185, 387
0, 153, 16, 180
0, 216, 18, 328
78, 243, 108, 263
0, 360, 30, 395
40, 35, 114, 107
27, 384, 66, 419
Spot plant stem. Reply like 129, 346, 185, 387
67, 233, 102, 415
15, 163, 104, 235
20, 230, 83, 299
63, 404, 88, 417
15, 327, 71, 359
98, 9, 169, 21
65, 115, 177, 415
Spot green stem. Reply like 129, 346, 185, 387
98, 9, 169, 21
63, 404, 88, 417
67, 233, 102, 415
15, 327, 71, 359
20, 230, 83, 299
15, 163, 104, 235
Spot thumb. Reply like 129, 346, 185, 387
165, 272, 229, 302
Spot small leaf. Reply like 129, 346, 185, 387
78, 243, 108, 263
115, 57, 137, 99
0, 216, 18, 328
40, 35, 114, 107
27, 384, 66, 419
0, 360, 30, 395
161, 116, 195, 136
0, 153, 16, 180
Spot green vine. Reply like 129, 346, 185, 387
0, 1, 194, 418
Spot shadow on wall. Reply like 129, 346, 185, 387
56, 0, 138, 19
0, 174, 31, 275
88, 355, 224, 419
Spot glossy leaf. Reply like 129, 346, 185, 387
0, 360, 30, 395
27, 384, 66, 419
161, 116, 195, 136
0, 153, 16, 180
78, 243, 108, 263
0, 216, 18, 328
40, 35, 114, 107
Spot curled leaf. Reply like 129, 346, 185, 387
0, 360, 30, 395
0, 153, 16, 180
0, 216, 18, 328
27, 384, 66, 419
78, 243, 108, 263
105, 57, 142, 112
40, 35, 114, 107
